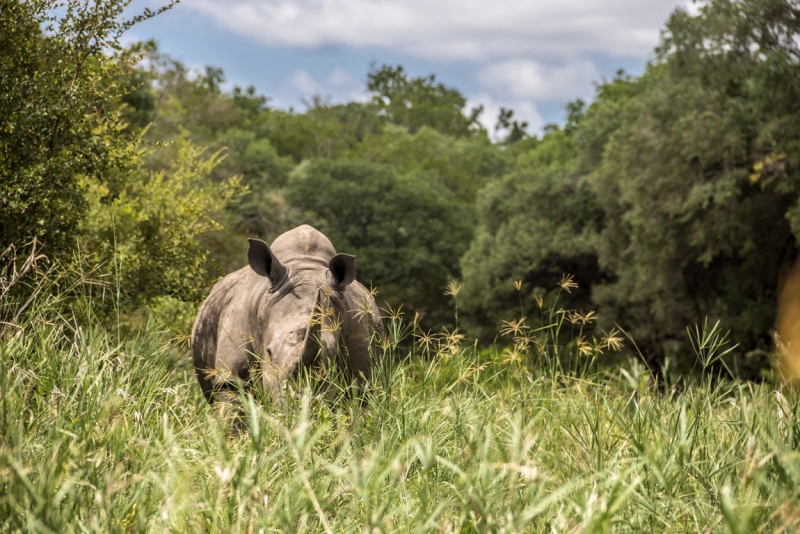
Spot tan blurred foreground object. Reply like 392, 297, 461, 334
776, 257, 800, 381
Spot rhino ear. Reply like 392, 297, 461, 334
247, 238, 286, 284
329, 253, 356, 289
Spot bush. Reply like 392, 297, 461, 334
0, 0, 173, 264
80, 132, 244, 312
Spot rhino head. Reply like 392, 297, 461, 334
246, 236, 356, 399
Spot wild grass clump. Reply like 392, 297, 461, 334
3, 269, 800, 532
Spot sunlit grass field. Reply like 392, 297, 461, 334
3, 276, 800, 533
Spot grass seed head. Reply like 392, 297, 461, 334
381, 303, 405, 321
601, 328, 624, 351
567, 310, 597, 326
350, 294, 375, 322
501, 317, 529, 337
575, 335, 594, 357
444, 282, 461, 298
414, 329, 435, 352
366, 283, 379, 297
502, 345, 523, 365
559, 274, 578, 293
439, 327, 465, 355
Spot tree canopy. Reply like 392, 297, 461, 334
460, 0, 800, 376
3, 0, 800, 378
286, 159, 473, 325
0, 0, 145, 262
367, 64, 485, 138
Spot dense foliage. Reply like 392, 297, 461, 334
460, 126, 605, 338
367, 64, 484, 138
586, 0, 800, 376
4, 0, 800, 377
80, 135, 243, 309
461, 0, 800, 376
287, 159, 473, 324
5, 0, 800, 529
0, 0, 141, 262
0, 2, 243, 316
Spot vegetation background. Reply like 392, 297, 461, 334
3, 0, 800, 531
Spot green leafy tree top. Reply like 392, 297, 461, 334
460, 126, 604, 339
583, 0, 800, 374
367, 64, 485, 138
0, 0, 174, 264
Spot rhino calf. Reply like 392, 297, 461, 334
191, 225, 384, 402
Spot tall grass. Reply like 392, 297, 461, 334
2, 266, 800, 532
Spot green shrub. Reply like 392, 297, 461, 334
0, 0, 173, 264
80, 132, 244, 312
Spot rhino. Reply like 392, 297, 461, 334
191, 225, 384, 402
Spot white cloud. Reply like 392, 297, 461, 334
478, 59, 600, 101
187, 0, 688, 62
288, 69, 322, 95
326, 68, 359, 88
144, 0, 701, 124
684, 0, 704, 16
279, 69, 368, 107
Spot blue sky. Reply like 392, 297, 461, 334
124, 0, 695, 133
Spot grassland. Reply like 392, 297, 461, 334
2, 279, 800, 533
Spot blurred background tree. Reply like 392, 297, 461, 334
460, 0, 800, 377
367, 64, 485, 138
286, 159, 473, 326
460, 125, 604, 339
582, 0, 800, 376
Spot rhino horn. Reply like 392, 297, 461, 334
247, 238, 287, 286
262, 318, 336, 401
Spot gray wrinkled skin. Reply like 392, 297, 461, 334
191, 225, 384, 402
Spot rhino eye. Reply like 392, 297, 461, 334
291, 329, 306, 343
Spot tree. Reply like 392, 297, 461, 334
209, 128, 294, 244
259, 100, 380, 163
583, 0, 800, 376
0, 0, 173, 263
367, 64, 484, 138
286, 159, 474, 326
354, 124, 510, 202
80, 134, 244, 310
495, 107, 529, 145
460, 127, 604, 339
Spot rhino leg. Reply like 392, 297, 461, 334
192, 313, 221, 403
342, 283, 385, 387
193, 321, 254, 403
